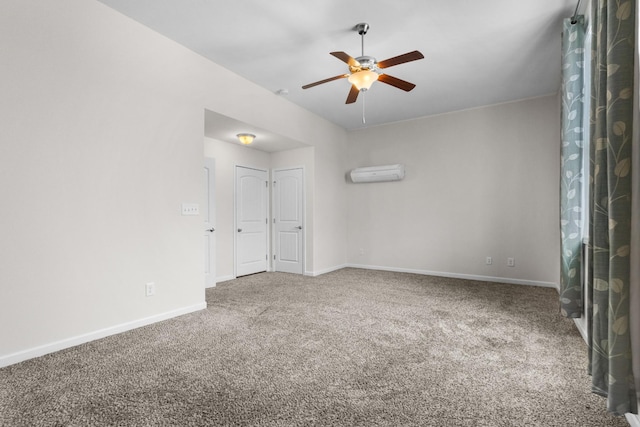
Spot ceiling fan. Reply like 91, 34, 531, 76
302, 23, 424, 105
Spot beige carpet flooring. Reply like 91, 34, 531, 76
0, 268, 630, 426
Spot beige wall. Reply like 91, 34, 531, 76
0, 0, 562, 367
0, 0, 207, 361
346, 95, 561, 286
0, 0, 348, 365
310, 131, 349, 274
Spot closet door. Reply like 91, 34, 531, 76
273, 168, 304, 274
235, 166, 268, 277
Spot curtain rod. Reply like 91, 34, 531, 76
571, 0, 582, 24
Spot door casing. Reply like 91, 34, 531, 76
204, 157, 216, 287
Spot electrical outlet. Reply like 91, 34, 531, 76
507, 258, 515, 267
145, 282, 156, 297
486, 257, 492, 265
181, 203, 199, 216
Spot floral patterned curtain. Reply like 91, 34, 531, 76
560, 16, 585, 318
587, 0, 637, 416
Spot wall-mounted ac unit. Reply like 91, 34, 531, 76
350, 164, 405, 183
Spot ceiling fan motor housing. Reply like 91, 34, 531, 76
350, 56, 378, 73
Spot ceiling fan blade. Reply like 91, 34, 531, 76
345, 84, 360, 104
378, 74, 416, 92
302, 74, 349, 89
377, 50, 424, 69
330, 51, 360, 67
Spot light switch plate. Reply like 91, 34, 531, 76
145, 282, 156, 297
181, 203, 199, 216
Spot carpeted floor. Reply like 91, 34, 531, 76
0, 268, 630, 426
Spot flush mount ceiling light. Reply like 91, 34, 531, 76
236, 133, 256, 145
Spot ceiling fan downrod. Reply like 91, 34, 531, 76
356, 23, 370, 123
356, 22, 369, 57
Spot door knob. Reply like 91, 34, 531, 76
237, 228, 242, 232
296, 226, 303, 230
206, 228, 215, 232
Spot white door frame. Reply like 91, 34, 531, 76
271, 166, 305, 274
204, 157, 216, 288
234, 165, 270, 278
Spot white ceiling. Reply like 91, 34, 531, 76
98, 0, 579, 141
204, 109, 305, 152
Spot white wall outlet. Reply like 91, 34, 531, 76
181, 203, 199, 216
145, 282, 156, 297
507, 257, 515, 267
486, 257, 492, 265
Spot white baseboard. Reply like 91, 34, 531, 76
207, 274, 237, 288
0, 302, 207, 368
346, 263, 558, 288
302, 263, 558, 288
305, 264, 349, 277
215, 275, 235, 283
626, 413, 640, 427
573, 317, 588, 344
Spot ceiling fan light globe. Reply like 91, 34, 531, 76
348, 70, 379, 91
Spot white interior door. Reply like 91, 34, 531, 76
204, 157, 216, 288
235, 166, 268, 277
273, 168, 304, 274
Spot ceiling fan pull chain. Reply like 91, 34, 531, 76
362, 91, 366, 124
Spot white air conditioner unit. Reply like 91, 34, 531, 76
350, 164, 405, 183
